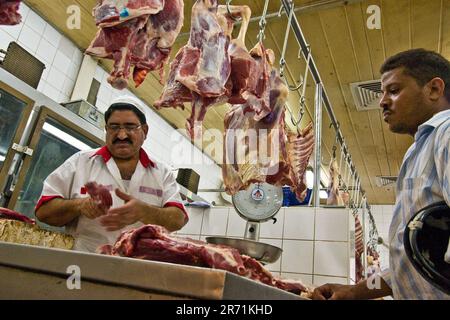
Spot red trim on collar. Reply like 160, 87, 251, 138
90, 146, 155, 168
139, 148, 156, 168
90, 146, 112, 163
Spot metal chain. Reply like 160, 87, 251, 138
257, 0, 270, 43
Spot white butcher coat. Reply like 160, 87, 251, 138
35, 146, 188, 252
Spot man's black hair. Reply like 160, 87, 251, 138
380, 48, 450, 102
104, 103, 147, 125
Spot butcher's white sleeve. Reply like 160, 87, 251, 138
35, 153, 79, 212
161, 166, 188, 222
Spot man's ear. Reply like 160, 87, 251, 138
142, 124, 149, 138
426, 77, 445, 101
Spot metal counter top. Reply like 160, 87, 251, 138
0, 241, 303, 300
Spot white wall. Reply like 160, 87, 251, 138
0, 3, 223, 205
370, 204, 394, 271
0, 3, 82, 104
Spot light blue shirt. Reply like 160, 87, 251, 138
380, 109, 450, 300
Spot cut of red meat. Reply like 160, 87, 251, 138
99, 224, 309, 295
0, 0, 22, 25
0, 207, 35, 224
84, 182, 113, 212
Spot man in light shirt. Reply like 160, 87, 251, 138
313, 49, 450, 299
36, 96, 188, 252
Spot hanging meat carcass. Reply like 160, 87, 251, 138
222, 44, 315, 202
222, 102, 288, 195
326, 156, 344, 205
155, 0, 236, 139
0, 0, 22, 25
355, 214, 364, 282
98, 224, 311, 296
283, 123, 315, 202
86, 0, 184, 89
155, 2, 255, 139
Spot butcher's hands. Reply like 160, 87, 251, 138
312, 283, 356, 300
99, 189, 147, 231
77, 197, 107, 220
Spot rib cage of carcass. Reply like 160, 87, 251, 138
86, 0, 184, 90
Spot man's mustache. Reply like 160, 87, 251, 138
113, 138, 132, 144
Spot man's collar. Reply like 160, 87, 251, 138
415, 109, 450, 141
90, 146, 156, 168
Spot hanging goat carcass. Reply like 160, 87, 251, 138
86, 0, 184, 89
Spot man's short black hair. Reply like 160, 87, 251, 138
104, 103, 147, 125
380, 48, 450, 102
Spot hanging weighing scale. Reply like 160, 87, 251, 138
206, 183, 283, 264
232, 182, 283, 240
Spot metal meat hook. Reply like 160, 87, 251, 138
226, 0, 241, 22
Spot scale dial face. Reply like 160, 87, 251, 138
232, 183, 283, 222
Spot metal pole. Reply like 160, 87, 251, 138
361, 197, 367, 279
313, 83, 323, 207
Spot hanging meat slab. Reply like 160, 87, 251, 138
0, 0, 22, 25
284, 122, 315, 202
326, 156, 347, 206
98, 224, 310, 295
86, 0, 184, 89
155, 1, 255, 140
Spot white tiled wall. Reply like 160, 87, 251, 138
0, 4, 224, 205
178, 206, 355, 287
370, 205, 394, 270
0, 3, 82, 103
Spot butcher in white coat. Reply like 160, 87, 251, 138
35, 96, 188, 252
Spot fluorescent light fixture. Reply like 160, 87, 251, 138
43, 123, 91, 151
319, 190, 328, 199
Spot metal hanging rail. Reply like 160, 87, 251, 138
280, 0, 365, 197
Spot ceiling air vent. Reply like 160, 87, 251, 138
350, 80, 382, 111
375, 176, 397, 187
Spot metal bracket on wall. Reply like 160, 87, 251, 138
11, 143, 34, 156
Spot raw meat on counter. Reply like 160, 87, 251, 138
0, 0, 22, 25
84, 182, 113, 212
0, 207, 35, 224
86, 0, 184, 89
98, 224, 311, 296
